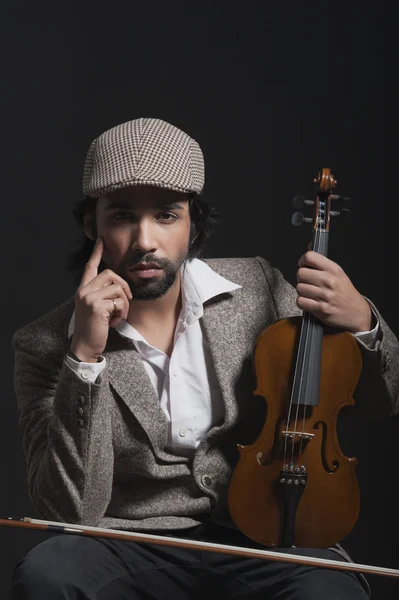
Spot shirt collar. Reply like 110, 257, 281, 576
68, 258, 241, 340
179, 258, 240, 325
184, 258, 241, 304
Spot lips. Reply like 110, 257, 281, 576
127, 262, 163, 279
129, 263, 161, 271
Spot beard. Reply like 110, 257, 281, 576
114, 251, 188, 300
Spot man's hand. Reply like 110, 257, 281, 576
296, 251, 372, 333
70, 238, 133, 362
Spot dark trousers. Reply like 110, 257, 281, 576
9, 524, 370, 599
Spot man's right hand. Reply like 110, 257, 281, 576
70, 238, 133, 363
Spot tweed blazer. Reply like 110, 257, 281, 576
13, 257, 399, 535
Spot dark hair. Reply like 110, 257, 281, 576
67, 191, 219, 284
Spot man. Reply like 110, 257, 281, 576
10, 118, 399, 599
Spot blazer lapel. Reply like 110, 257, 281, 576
105, 330, 169, 451
105, 330, 189, 463
201, 292, 247, 432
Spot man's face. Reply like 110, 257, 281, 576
91, 186, 191, 300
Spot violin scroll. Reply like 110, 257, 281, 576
313, 167, 337, 193
291, 167, 351, 229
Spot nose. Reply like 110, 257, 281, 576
131, 219, 157, 254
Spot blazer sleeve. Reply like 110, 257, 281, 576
13, 324, 114, 526
255, 256, 399, 418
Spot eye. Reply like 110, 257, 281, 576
112, 212, 134, 221
157, 212, 178, 223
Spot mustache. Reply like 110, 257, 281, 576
119, 254, 170, 270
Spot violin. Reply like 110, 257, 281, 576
227, 168, 362, 549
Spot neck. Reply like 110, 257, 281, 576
126, 272, 182, 330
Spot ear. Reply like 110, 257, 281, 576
189, 223, 198, 245
83, 209, 96, 241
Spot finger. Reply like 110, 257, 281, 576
79, 238, 104, 289
109, 297, 126, 328
104, 284, 131, 316
296, 282, 329, 302
296, 267, 328, 287
296, 295, 321, 315
79, 269, 133, 302
298, 250, 331, 270
85, 284, 131, 317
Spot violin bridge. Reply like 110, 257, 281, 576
282, 431, 315, 440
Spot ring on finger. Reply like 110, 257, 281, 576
112, 299, 117, 313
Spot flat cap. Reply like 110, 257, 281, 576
82, 117, 204, 197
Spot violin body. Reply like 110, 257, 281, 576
228, 316, 362, 548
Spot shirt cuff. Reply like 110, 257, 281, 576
65, 354, 107, 383
352, 304, 380, 349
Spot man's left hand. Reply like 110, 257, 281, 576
296, 251, 372, 333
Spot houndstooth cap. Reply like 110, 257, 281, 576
82, 118, 204, 197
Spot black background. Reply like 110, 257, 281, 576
1, 1, 398, 598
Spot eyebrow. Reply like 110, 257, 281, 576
104, 202, 185, 211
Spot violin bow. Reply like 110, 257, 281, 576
1, 516, 398, 579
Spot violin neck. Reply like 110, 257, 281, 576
290, 230, 330, 407
311, 229, 329, 257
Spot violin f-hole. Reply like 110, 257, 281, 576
313, 420, 340, 473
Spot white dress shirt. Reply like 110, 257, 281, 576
67, 258, 379, 456
67, 259, 241, 456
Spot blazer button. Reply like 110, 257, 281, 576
77, 407, 84, 416
381, 354, 390, 373
78, 395, 86, 404
201, 475, 212, 488
77, 419, 84, 427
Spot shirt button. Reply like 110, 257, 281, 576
78, 395, 86, 404
81, 370, 90, 380
201, 475, 212, 488
77, 419, 84, 427
179, 427, 187, 437
172, 368, 178, 377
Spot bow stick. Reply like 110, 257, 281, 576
1, 516, 399, 579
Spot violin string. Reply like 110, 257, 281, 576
292, 226, 320, 470
283, 292, 314, 466
283, 351, 297, 467
284, 193, 327, 474
284, 203, 322, 471
298, 219, 322, 465
298, 197, 325, 467
283, 308, 308, 466
290, 318, 309, 468
298, 311, 313, 464
283, 339, 299, 468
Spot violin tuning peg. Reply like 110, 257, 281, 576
292, 195, 315, 209
330, 194, 352, 204
291, 212, 304, 226
293, 195, 305, 209
330, 208, 351, 220
291, 212, 313, 226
